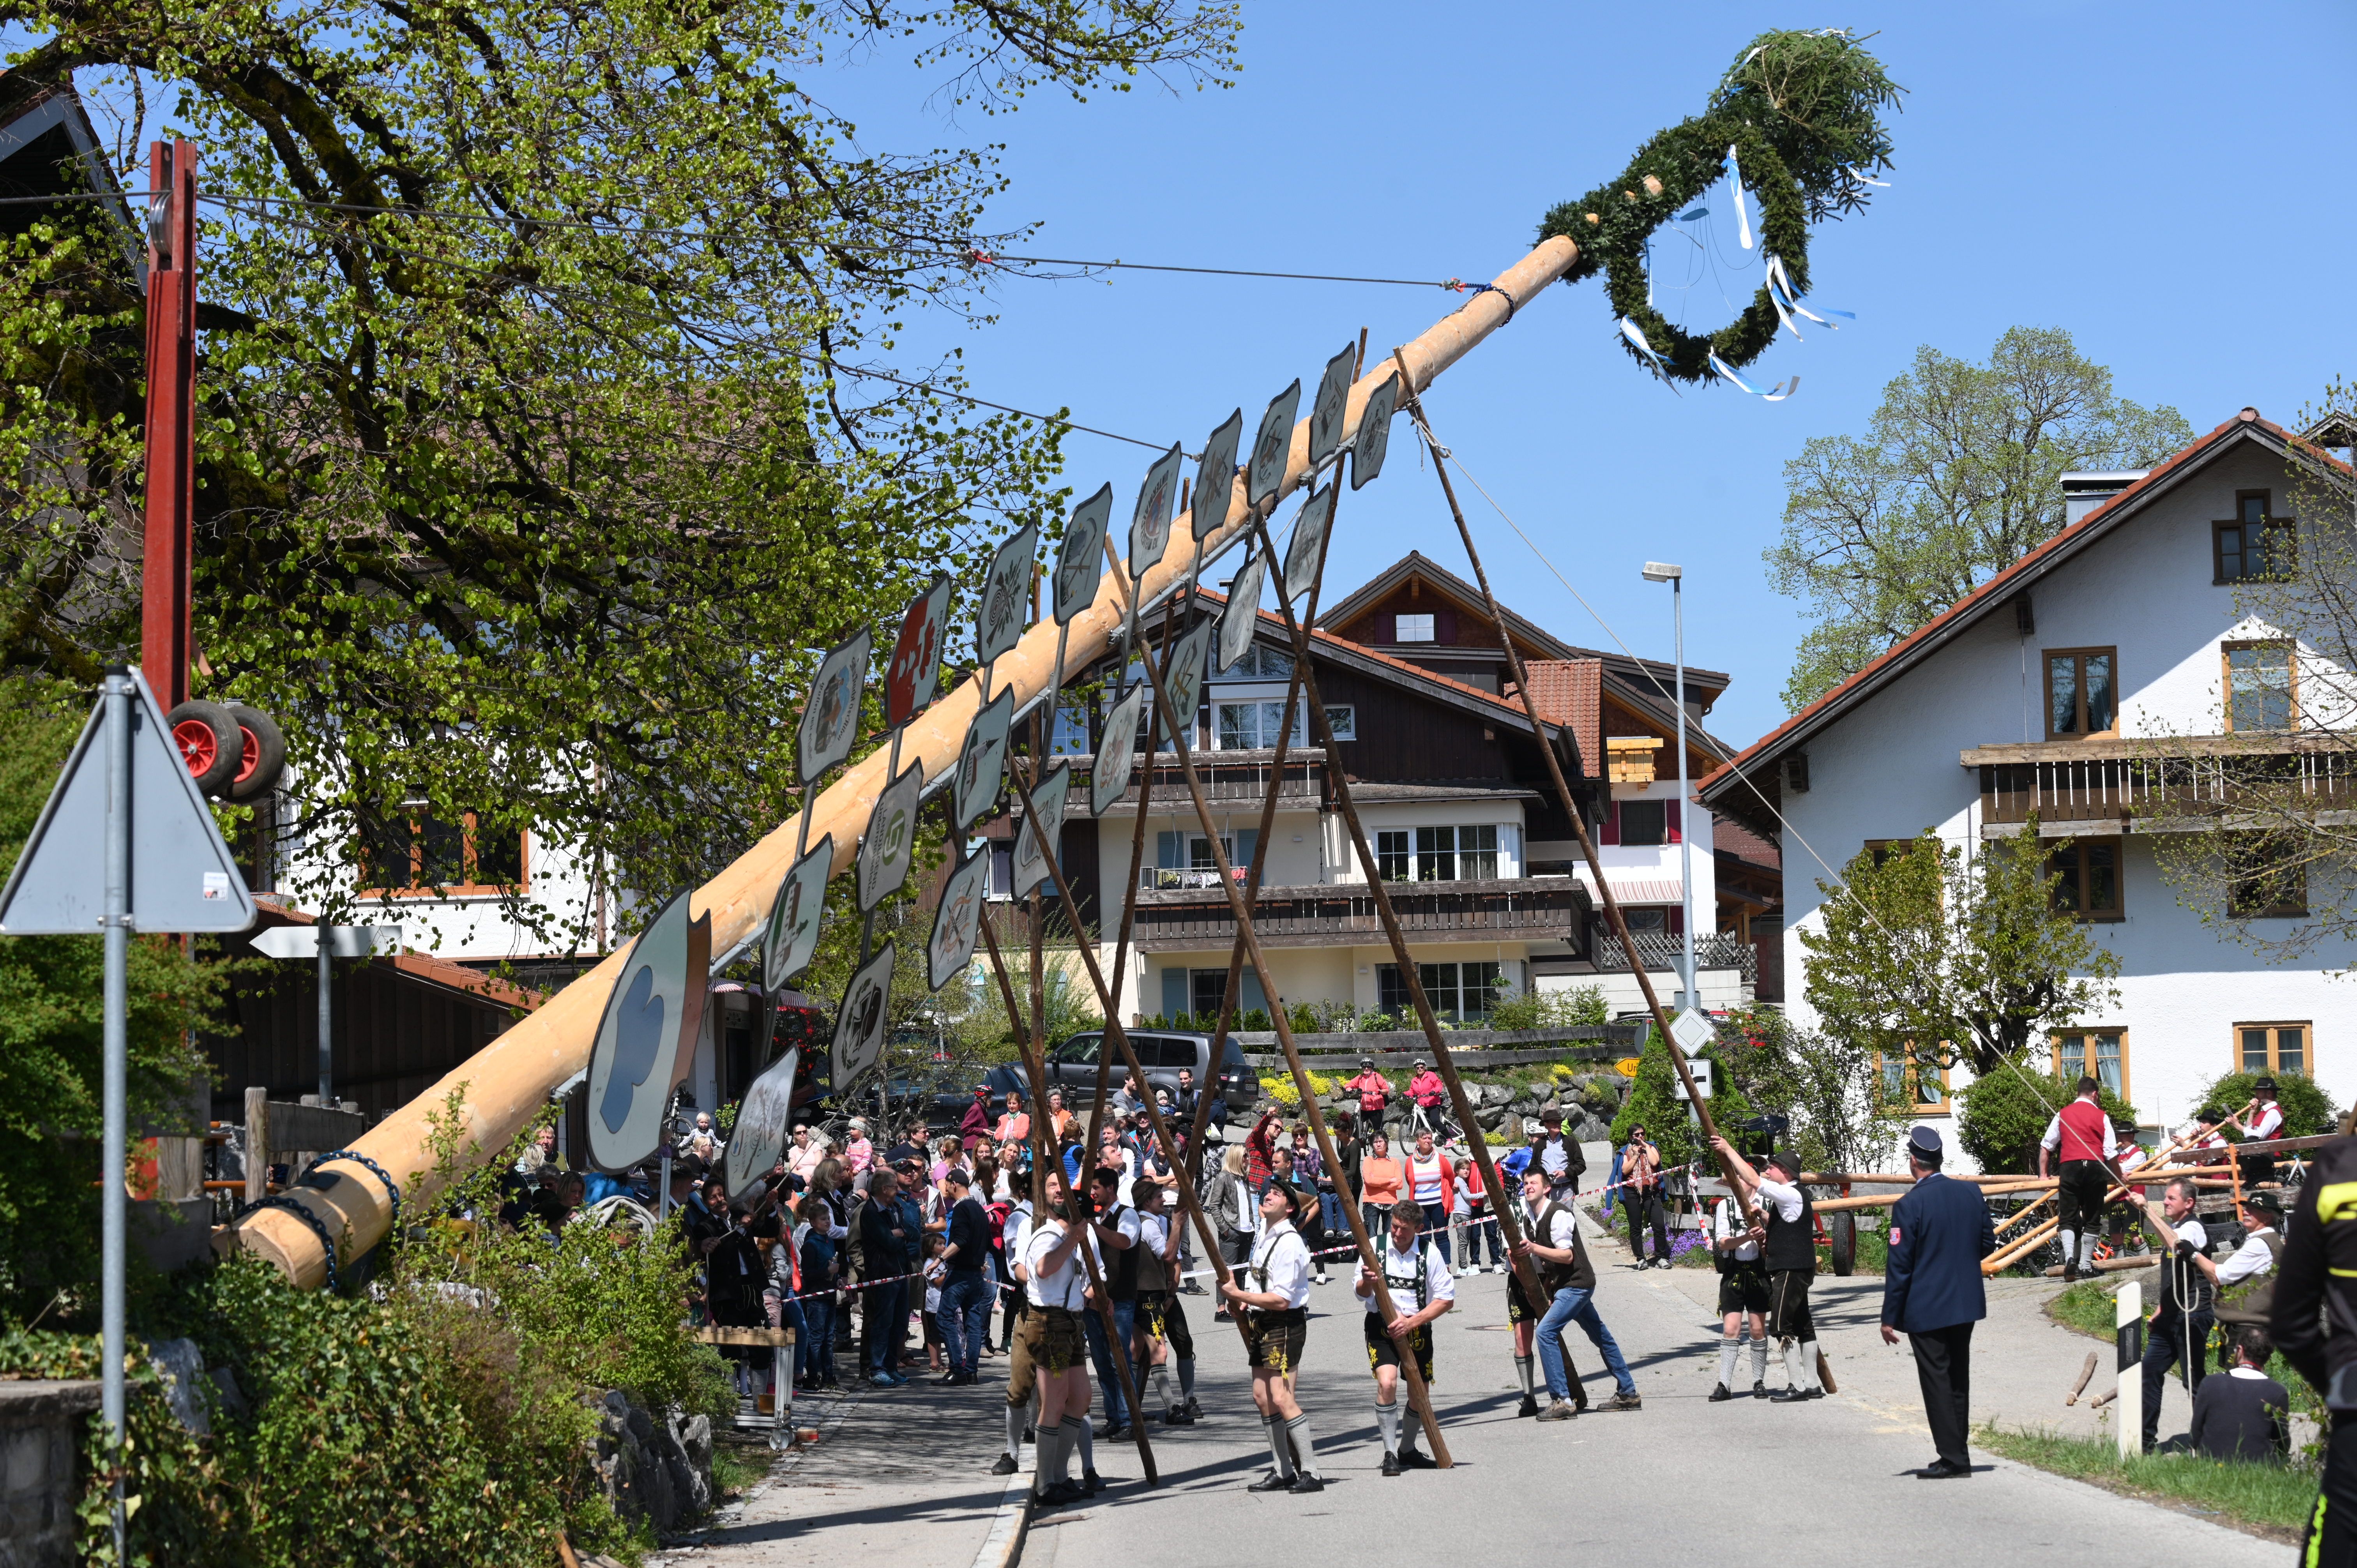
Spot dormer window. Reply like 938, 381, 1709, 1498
2044, 648, 2117, 739
1394, 612, 1435, 643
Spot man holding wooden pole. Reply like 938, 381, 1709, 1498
1712, 1137, 1824, 1402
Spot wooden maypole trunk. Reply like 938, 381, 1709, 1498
226, 237, 1585, 1288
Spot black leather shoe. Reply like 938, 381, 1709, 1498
1381, 1453, 1403, 1477
990, 1452, 1018, 1475
1769, 1386, 1808, 1403
1163, 1405, 1196, 1426
1247, 1471, 1297, 1492
1752, 1381, 1769, 1400
1709, 1383, 1733, 1402
1399, 1450, 1438, 1469
1290, 1474, 1325, 1494
1081, 1469, 1103, 1496
1517, 1394, 1540, 1418
1919, 1459, 1970, 1480
1035, 1481, 1085, 1508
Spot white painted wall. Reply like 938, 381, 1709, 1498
1777, 438, 2357, 1127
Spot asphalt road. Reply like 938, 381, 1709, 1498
1019, 1218, 2288, 1566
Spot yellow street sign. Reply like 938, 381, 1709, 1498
1615, 1057, 1642, 1078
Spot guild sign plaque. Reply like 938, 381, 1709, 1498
797, 629, 872, 784
1192, 409, 1243, 542
886, 574, 952, 727
1090, 684, 1147, 817
977, 523, 1038, 667
1054, 484, 1113, 627
1306, 341, 1356, 468
1247, 379, 1302, 512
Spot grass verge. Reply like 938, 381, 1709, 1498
1976, 1423, 2313, 1541
711, 1444, 771, 1502
2048, 1279, 2118, 1338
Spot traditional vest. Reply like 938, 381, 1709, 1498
1762, 1188, 1817, 1274
2162, 1226, 2217, 1317
1135, 1218, 1172, 1292
1523, 1201, 1596, 1294
2057, 1098, 2111, 1164
1101, 1204, 1141, 1299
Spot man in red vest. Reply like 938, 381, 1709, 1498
2037, 1076, 2119, 1283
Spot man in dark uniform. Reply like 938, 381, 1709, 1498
2272, 1125, 2357, 1564
1880, 1125, 1995, 1478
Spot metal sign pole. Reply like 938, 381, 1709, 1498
100, 669, 130, 1556
318, 939, 333, 1105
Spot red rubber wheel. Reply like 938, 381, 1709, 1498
165, 700, 241, 795
224, 703, 287, 801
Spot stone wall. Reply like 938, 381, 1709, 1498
0, 1379, 100, 1568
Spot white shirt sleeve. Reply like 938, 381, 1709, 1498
2178, 1219, 2209, 1255
2103, 1119, 2120, 1159
1754, 1176, 1805, 1224
2218, 1232, 2276, 1285
2040, 1113, 2064, 1152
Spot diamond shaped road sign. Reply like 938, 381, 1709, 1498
0, 668, 256, 935
1670, 1007, 1716, 1056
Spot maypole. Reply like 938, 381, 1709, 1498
223, 26, 1903, 1294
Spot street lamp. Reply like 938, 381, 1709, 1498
1640, 562, 1697, 1014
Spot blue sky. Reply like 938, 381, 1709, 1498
830, 2, 2357, 749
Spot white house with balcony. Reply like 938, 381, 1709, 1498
1700, 408, 2357, 1130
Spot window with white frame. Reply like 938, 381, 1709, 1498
1215, 643, 1294, 680
1378, 961, 1504, 1022
1323, 704, 1356, 740
1394, 612, 1435, 643
1374, 824, 1500, 881
1213, 699, 1305, 750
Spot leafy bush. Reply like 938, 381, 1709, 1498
1485, 983, 1607, 1031
1608, 1033, 1758, 1169
2192, 1069, 2340, 1139
1355, 1010, 1400, 1032
1956, 1059, 2134, 1174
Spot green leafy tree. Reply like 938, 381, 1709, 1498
1800, 824, 2122, 1084
1718, 1003, 1898, 1176
1955, 1060, 2134, 1176
1768, 327, 2192, 709
0, 1, 1239, 949
1609, 1034, 1756, 1171
0, 678, 217, 1321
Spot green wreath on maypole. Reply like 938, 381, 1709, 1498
1540, 28, 1904, 385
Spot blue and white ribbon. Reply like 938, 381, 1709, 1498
1709, 352, 1798, 401
1763, 254, 1855, 340
1723, 145, 1753, 251
1618, 316, 1675, 376
1843, 163, 1891, 189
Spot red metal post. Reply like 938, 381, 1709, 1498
139, 140, 197, 708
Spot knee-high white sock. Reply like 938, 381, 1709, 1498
1265, 1413, 1297, 1479
1286, 1413, 1322, 1479
1060, 1416, 1086, 1481
1399, 1404, 1423, 1459
1798, 1339, 1823, 1392
1375, 1398, 1400, 1456
1718, 1340, 1739, 1388
1004, 1401, 1026, 1457
1750, 1336, 1769, 1386
1074, 1411, 1095, 1471
1150, 1364, 1174, 1410
2079, 1233, 2098, 1270
1514, 1354, 1535, 1397
2059, 1229, 2079, 1269
1782, 1339, 1804, 1388
1178, 1359, 1196, 1400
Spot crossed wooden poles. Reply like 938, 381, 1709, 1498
962, 348, 1760, 1484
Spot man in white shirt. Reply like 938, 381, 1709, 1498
2244, 1077, 2286, 1187
1020, 1172, 1095, 1509
1221, 1182, 1325, 1493
1712, 1138, 1823, 1402
1132, 1181, 1201, 1425
1357, 1203, 1454, 1476
993, 1186, 1038, 1479
1514, 1168, 1641, 1419
2198, 1190, 2284, 1296
1709, 1190, 1770, 1401
2038, 1076, 2122, 1282
1080, 1166, 1142, 1439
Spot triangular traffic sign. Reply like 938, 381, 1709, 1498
0, 669, 258, 934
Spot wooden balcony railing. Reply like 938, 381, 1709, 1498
1023, 747, 1326, 815
1586, 928, 1760, 982
1131, 876, 1587, 953
1970, 739, 2357, 829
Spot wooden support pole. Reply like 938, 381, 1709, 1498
224, 237, 1582, 1287
1102, 588, 1453, 1465
242, 1087, 268, 1206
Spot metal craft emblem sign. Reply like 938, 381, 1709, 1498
1306, 341, 1356, 468
857, 761, 923, 912
797, 628, 873, 785
1161, 618, 1215, 733
762, 833, 834, 991
886, 574, 952, 727
977, 524, 1038, 668
1217, 550, 1267, 674
1129, 443, 1184, 578
1193, 410, 1243, 542
927, 845, 991, 991
953, 687, 1015, 830
585, 889, 713, 1172
724, 1045, 801, 1195
1247, 379, 1301, 511
1054, 485, 1113, 627
1283, 483, 1336, 605
1012, 763, 1072, 899
1090, 683, 1147, 817
1352, 372, 1398, 489
830, 943, 898, 1091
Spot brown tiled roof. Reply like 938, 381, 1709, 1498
1712, 819, 1780, 871
1512, 659, 1601, 779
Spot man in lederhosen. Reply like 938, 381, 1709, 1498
1358, 1202, 1454, 1475
2037, 1075, 2119, 1282
1220, 1181, 1326, 1494
1131, 1180, 1202, 1425
1712, 1137, 1823, 1401
1019, 1169, 1097, 1510
1709, 1183, 1770, 1401
2244, 1077, 2286, 1189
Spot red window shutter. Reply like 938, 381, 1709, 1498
1599, 800, 1620, 845
1435, 609, 1459, 643
1665, 799, 1682, 844
1376, 613, 1395, 643
1666, 903, 1684, 936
